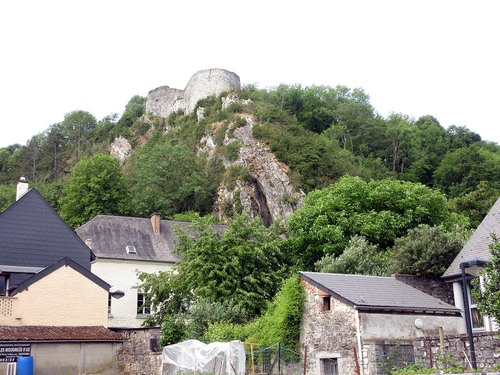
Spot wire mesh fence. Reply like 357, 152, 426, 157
247, 343, 303, 375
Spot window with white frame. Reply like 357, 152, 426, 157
320, 358, 338, 375
467, 280, 485, 330
137, 292, 151, 315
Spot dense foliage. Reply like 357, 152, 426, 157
315, 236, 387, 275
473, 236, 500, 323
205, 275, 305, 351
1, 82, 499, 350
138, 214, 289, 344
389, 225, 470, 276
1, 83, 499, 226
287, 175, 467, 269
127, 143, 214, 218
59, 153, 129, 227
174, 215, 285, 316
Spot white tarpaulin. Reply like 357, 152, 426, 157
161, 339, 246, 375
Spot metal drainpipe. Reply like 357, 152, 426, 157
460, 263, 477, 370
355, 309, 364, 375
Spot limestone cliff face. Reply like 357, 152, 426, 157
208, 114, 304, 225
109, 136, 132, 164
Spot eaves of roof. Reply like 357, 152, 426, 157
9, 257, 110, 296
0, 326, 124, 342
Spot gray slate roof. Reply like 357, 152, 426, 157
442, 197, 500, 279
300, 271, 460, 315
0, 189, 94, 272
76, 215, 226, 263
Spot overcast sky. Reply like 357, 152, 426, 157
1, 0, 499, 148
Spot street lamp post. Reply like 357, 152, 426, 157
459, 258, 486, 371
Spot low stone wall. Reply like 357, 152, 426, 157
413, 332, 499, 374
114, 328, 162, 375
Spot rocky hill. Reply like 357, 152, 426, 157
2, 68, 498, 227
112, 69, 303, 224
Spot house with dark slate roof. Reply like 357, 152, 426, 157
299, 272, 464, 375
0, 182, 94, 294
442, 197, 500, 333
76, 213, 225, 328
0, 179, 123, 374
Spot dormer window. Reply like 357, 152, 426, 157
126, 245, 137, 254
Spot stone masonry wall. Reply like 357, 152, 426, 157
115, 328, 162, 375
300, 280, 359, 375
394, 274, 455, 306
413, 332, 500, 374
146, 68, 240, 118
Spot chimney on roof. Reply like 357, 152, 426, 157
16, 177, 29, 201
151, 212, 161, 234
85, 239, 93, 249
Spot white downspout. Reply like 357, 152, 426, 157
355, 309, 364, 375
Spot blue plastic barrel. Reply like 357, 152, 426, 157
17, 356, 34, 375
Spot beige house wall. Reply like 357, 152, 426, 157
0, 265, 108, 326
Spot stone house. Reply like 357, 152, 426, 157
300, 272, 464, 375
442, 197, 500, 333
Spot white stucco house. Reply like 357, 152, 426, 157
76, 213, 226, 329
76, 213, 183, 328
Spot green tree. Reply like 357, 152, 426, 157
473, 236, 500, 323
43, 123, 68, 180
315, 236, 388, 275
389, 224, 471, 276
175, 214, 285, 316
180, 299, 249, 342
0, 184, 15, 213
450, 181, 500, 227
0, 145, 22, 184
287, 176, 464, 269
136, 269, 188, 327
128, 143, 214, 217
24, 133, 45, 181
138, 214, 288, 342
403, 115, 450, 185
59, 153, 129, 227
385, 113, 413, 173
118, 95, 146, 128
433, 145, 500, 197
447, 125, 481, 149
61, 110, 97, 160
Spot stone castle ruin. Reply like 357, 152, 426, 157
146, 68, 240, 118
